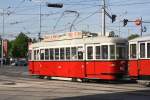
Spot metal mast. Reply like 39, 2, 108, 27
102, 0, 106, 36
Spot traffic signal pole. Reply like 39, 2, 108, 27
102, 0, 106, 36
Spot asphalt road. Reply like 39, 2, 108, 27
0, 65, 150, 100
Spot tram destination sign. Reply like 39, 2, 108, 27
43, 32, 83, 42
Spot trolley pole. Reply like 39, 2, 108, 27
102, 0, 106, 36
140, 17, 143, 36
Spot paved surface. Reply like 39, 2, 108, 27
0, 65, 150, 100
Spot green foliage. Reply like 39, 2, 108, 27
128, 34, 140, 40
10, 32, 31, 58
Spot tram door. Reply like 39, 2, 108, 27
86, 44, 96, 75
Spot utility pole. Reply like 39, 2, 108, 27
102, 0, 106, 36
1, 9, 4, 66
39, 2, 42, 41
140, 17, 143, 36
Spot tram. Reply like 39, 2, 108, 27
129, 36, 150, 86
28, 32, 128, 81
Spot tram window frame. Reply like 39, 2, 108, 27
101, 45, 108, 59
40, 49, 45, 60
66, 47, 71, 60
55, 48, 60, 60
87, 46, 93, 60
130, 44, 137, 59
95, 46, 101, 59
49, 48, 54, 60
45, 49, 49, 60
71, 47, 77, 60
60, 48, 65, 60
110, 45, 115, 59
147, 43, 150, 58
140, 43, 145, 58
78, 46, 83, 60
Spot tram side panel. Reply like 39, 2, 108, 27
29, 61, 85, 78
139, 59, 150, 80
128, 60, 138, 79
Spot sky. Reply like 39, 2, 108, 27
0, 0, 150, 39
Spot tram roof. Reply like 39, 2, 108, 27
29, 36, 127, 49
129, 35, 150, 42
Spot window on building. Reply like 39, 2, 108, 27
49, 48, 54, 60
55, 48, 59, 60
140, 43, 145, 58
40, 49, 45, 60
87, 46, 93, 59
60, 48, 65, 60
147, 43, 150, 58
66, 47, 70, 60
78, 46, 83, 60
95, 46, 101, 59
130, 44, 136, 59
102, 45, 108, 59
45, 49, 49, 60
71, 47, 77, 60
110, 45, 115, 59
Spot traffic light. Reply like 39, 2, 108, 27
47, 3, 63, 8
123, 19, 128, 27
112, 15, 116, 23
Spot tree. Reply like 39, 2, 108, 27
128, 34, 139, 40
11, 32, 31, 58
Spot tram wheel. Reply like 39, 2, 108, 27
81, 78, 89, 83
38, 75, 45, 79
72, 78, 78, 82
47, 76, 52, 80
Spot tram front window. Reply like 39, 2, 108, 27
78, 46, 83, 60
116, 46, 126, 59
45, 49, 49, 60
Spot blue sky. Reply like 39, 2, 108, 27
0, 0, 150, 39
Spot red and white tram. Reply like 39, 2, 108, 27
129, 36, 150, 86
28, 32, 128, 81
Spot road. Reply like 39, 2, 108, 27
0, 65, 150, 100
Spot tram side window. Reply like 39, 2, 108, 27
140, 43, 145, 58
116, 46, 126, 59
37, 50, 40, 60
147, 43, 150, 58
102, 45, 108, 59
71, 47, 77, 60
28, 50, 32, 60
34, 50, 36, 60
110, 45, 115, 59
95, 46, 101, 59
40, 49, 45, 60
60, 48, 65, 60
66, 47, 70, 60
45, 49, 49, 60
87, 46, 93, 59
78, 46, 83, 60
49, 49, 54, 60
55, 48, 59, 60
130, 44, 136, 59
